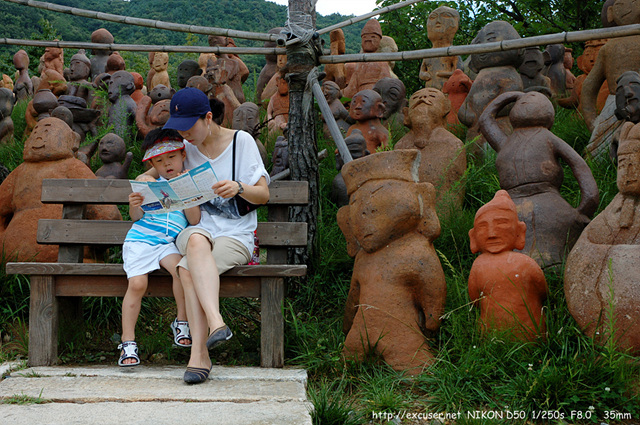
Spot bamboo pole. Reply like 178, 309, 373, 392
311, 80, 352, 163
319, 23, 640, 63
2, 0, 277, 42
0, 38, 285, 54
317, 0, 425, 35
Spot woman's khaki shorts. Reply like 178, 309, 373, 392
175, 227, 251, 274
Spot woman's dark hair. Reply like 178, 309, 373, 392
209, 98, 225, 125
141, 128, 183, 152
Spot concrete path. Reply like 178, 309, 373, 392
0, 363, 313, 424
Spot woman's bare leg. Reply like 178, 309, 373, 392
179, 266, 211, 369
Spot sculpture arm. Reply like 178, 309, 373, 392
0, 170, 16, 230
554, 135, 599, 218
581, 53, 606, 132
342, 274, 360, 334
478, 91, 523, 152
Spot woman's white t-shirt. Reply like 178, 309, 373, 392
183, 130, 269, 255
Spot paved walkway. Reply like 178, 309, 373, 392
0, 362, 312, 424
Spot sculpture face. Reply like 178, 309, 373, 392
510, 91, 554, 129
470, 21, 523, 71
276, 75, 288, 95
373, 78, 406, 118
23, 118, 74, 162
322, 81, 340, 102
578, 44, 601, 74
611, 0, 640, 26
615, 72, 640, 123
152, 53, 169, 72
407, 88, 448, 126
232, 103, 259, 132
617, 149, 640, 194
98, 133, 126, 163
108, 71, 134, 102
276, 54, 287, 69
520, 48, 544, 79
177, 60, 200, 88
471, 209, 522, 254
427, 6, 459, 44
349, 90, 384, 121
69, 58, 90, 81
361, 33, 382, 53
43, 46, 61, 62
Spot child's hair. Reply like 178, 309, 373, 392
210, 98, 225, 125
141, 128, 183, 153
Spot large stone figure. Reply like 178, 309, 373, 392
0, 117, 121, 262
338, 150, 447, 374
345, 89, 388, 153
149, 52, 171, 92
395, 88, 466, 217
67, 50, 92, 101
90, 29, 114, 79
176, 60, 202, 89
135, 85, 172, 138
442, 69, 472, 126
270, 136, 289, 177
95, 133, 133, 179
324, 29, 347, 89
565, 126, 640, 355
419, 6, 462, 90
207, 35, 249, 103
267, 72, 289, 136
106, 52, 126, 75
41, 45, 64, 78
13, 50, 33, 101
468, 190, 548, 341
343, 19, 391, 99
0, 88, 15, 144
107, 71, 137, 141
479, 91, 599, 269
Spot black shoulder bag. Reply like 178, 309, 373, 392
231, 131, 264, 216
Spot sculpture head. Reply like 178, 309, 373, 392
50, 105, 73, 130
349, 89, 385, 121
617, 136, 640, 195
69, 50, 91, 82
361, 19, 383, 53
509, 91, 554, 129
276, 72, 289, 95
149, 84, 173, 103
198, 53, 217, 72
543, 44, 565, 68
336, 129, 369, 170
106, 52, 126, 74
177, 60, 202, 88
379, 36, 399, 69
152, 52, 169, 72
208, 35, 230, 48
232, 102, 260, 133
108, 70, 135, 102
38, 69, 67, 96
98, 133, 126, 164
608, 0, 640, 26
23, 117, 78, 162
92, 72, 111, 92
469, 21, 523, 72
469, 189, 526, 254
563, 47, 574, 70
43, 45, 62, 63
206, 58, 235, 86
13, 49, 29, 70
91, 28, 114, 54
615, 71, 640, 122
577, 40, 607, 74
0, 88, 15, 119
427, 6, 460, 45
442, 69, 473, 95
329, 29, 346, 55
186, 75, 212, 96
131, 72, 144, 92
373, 77, 406, 119
322, 81, 341, 103
519, 47, 545, 79
404, 87, 450, 129
271, 136, 289, 174
602, 0, 618, 27
276, 54, 287, 70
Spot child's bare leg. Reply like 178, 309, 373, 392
161, 253, 190, 345
121, 274, 148, 364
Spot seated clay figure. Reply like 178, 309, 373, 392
41, 45, 64, 78
107, 71, 137, 141
343, 19, 392, 99
95, 133, 133, 179
479, 91, 599, 269
564, 47, 576, 91
0, 88, 15, 144
324, 29, 347, 89
395, 88, 466, 218
345, 89, 388, 153
0, 117, 121, 262
519, 47, 552, 97
208, 36, 249, 103
149, 52, 170, 92
458, 21, 524, 153
256, 27, 284, 100
373, 77, 407, 132
90, 29, 114, 80
232, 102, 267, 163
338, 150, 447, 374
321, 81, 351, 137
542, 44, 567, 96
565, 127, 640, 355
67, 50, 92, 101
176, 60, 202, 89
270, 136, 289, 177
135, 84, 173, 138
419, 6, 462, 90
468, 190, 548, 340
442, 69, 473, 126
13, 50, 33, 101
330, 129, 369, 207
267, 73, 289, 136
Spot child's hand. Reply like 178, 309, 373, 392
135, 174, 156, 183
212, 180, 240, 199
129, 192, 145, 208
177, 169, 190, 177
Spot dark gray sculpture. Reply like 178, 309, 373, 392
107, 71, 137, 142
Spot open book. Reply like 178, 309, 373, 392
129, 161, 219, 214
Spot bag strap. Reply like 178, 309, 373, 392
231, 131, 238, 181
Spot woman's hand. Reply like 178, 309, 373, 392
212, 180, 241, 199
135, 174, 156, 182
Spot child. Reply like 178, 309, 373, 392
118, 128, 201, 367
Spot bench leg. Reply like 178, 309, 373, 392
28, 275, 58, 366
260, 277, 284, 368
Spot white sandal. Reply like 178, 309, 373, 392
118, 341, 140, 367
171, 319, 192, 347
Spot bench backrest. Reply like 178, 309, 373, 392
38, 179, 309, 265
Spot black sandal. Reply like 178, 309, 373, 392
184, 366, 211, 384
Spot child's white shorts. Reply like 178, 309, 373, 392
123, 241, 181, 279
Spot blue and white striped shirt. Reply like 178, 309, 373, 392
125, 210, 189, 246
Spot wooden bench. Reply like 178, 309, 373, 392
6, 178, 308, 368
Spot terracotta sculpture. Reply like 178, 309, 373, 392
232, 102, 267, 163
608, 71, 640, 159
324, 29, 347, 89
58, 95, 101, 144
379, 36, 399, 79
206, 58, 241, 128
0, 117, 121, 262
565, 127, 640, 355
261, 54, 287, 102
197, 52, 217, 75
13, 50, 33, 101
442, 69, 473, 126
149, 52, 170, 92
419, 6, 462, 90
267, 72, 289, 136
343, 19, 391, 99
135, 85, 172, 139
321, 81, 351, 136
458, 21, 524, 152
373, 77, 406, 132
106, 52, 126, 75
345, 89, 389, 153
130, 72, 145, 106
468, 190, 548, 340
602, 0, 617, 27
338, 150, 447, 374
256, 27, 284, 100
542, 44, 567, 96
564, 47, 576, 91
519, 47, 552, 97
186, 75, 213, 98
176, 60, 202, 89
95, 133, 133, 179
270, 136, 289, 177
67, 50, 92, 101
330, 129, 369, 207
395, 88, 466, 217
0, 88, 15, 144
207, 35, 249, 103
90, 29, 114, 79
41, 45, 64, 78
107, 71, 137, 141
479, 91, 599, 268
25, 88, 62, 137
0, 75, 13, 91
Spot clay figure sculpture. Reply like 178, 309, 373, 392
176, 60, 202, 89
90, 29, 114, 79
106, 52, 126, 75
267, 72, 290, 136
270, 136, 289, 177
13, 50, 33, 101
325, 29, 347, 89
373, 77, 406, 133
615, 71, 640, 124
468, 190, 548, 340
261, 54, 288, 103
583, 0, 640, 157
0, 88, 15, 144
0, 75, 13, 91
58, 95, 101, 144
186, 75, 213, 98
95, 133, 133, 179
602, 0, 617, 27
232, 102, 267, 163
519, 47, 552, 97
67, 50, 92, 101
25, 88, 60, 137
479, 91, 599, 268
419, 6, 462, 90
146, 52, 156, 92
149, 52, 170, 92
130, 72, 145, 106
395, 87, 466, 218
343, 19, 392, 99
330, 129, 369, 207
107, 71, 137, 141
458, 21, 524, 152
135, 86, 172, 139
564, 47, 576, 91
197, 53, 217, 76
206, 58, 241, 128
208, 35, 249, 103
41, 45, 64, 78
321, 81, 351, 136
565, 127, 640, 355
0, 117, 121, 262
338, 150, 447, 374
345, 89, 389, 153
256, 27, 284, 100
542, 44, 567, 96
442, 69, 473, 125
379, 36, 400, 79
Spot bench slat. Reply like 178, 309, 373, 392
36, 220, 308, 247
41, 179, 309, 205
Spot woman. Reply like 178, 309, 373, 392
142, 87, 269, 383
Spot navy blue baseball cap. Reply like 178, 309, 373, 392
163, 87, 211, 131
